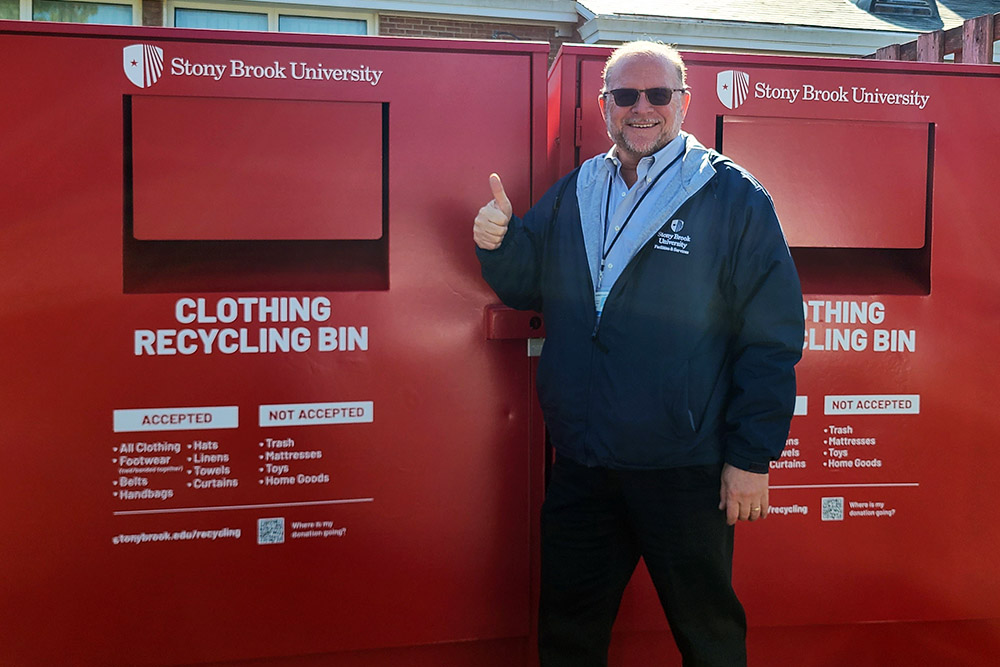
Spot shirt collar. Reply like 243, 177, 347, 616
602, 134, 686, 183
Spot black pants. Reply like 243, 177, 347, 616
538, 456, 747, 667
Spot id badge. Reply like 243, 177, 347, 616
594, 290, 610, 317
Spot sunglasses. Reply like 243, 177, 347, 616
603, 87, 688, 107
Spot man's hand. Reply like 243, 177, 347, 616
719, 463, 769, 526
473, 173, 513, 250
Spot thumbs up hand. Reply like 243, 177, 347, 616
474, 173, 513, 250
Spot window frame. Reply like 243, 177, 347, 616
165, 1, 375, 34
12, 0, 140, 24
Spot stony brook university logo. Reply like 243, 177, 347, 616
717, 70, 750, 110
123, 44, 164, 89
670, 219, 685, 233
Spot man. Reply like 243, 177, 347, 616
474, 41, 803, 666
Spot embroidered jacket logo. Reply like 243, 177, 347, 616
655, 229, 691, 255
123, 44, 164, 89
670, 219, 685, 233
717, 70, 750, 110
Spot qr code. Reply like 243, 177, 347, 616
821, 497, 844, 521
257, 517, 285, 545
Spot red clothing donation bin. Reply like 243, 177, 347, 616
548, 44, 1000, 665
0, 21, 548, 666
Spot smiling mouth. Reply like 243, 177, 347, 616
627, 120, 660, 129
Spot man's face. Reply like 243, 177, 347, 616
600, 54, 691, 164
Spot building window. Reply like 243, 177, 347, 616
32, 0, 134, 24
278, 15, 367, 35
0, 0, 19, 20
174, 7, 267, 31
168, 3, 372, 34
851, 0, 937, 18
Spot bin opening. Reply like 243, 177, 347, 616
123, 95, 389, 292
718, 115, 932, 295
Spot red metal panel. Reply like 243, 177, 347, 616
545, 50, 564, 191
132, 96, 383, 240
607, 618, 1000, 666
722, 116, 928, 248
580, 57, 610, 158
0, 24, 548, 666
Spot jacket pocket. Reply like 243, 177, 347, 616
606, 356, 697, 467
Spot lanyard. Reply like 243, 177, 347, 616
599, 150, 683, 287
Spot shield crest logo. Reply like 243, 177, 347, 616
670, 219, 684, 233
123, 44, 164, 89
716, 70, 750, 110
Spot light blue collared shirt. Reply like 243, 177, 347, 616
592, 135, 686, 314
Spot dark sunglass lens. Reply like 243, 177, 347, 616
646, 88, 672, 105
611, 89, 640, 106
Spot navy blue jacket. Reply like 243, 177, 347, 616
477, 138, 804, 472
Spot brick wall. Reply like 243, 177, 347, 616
137, 4, 572, 61
379, 14, 568, 62
142, 0, 163, 26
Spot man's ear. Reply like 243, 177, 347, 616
680, 91, 692, 121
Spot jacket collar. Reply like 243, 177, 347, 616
576, 132, 717, 290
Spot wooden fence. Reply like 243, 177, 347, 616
870, 12, 998, 63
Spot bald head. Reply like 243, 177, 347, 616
603, 41, 686, 93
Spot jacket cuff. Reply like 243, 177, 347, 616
725, 451, 770, 474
